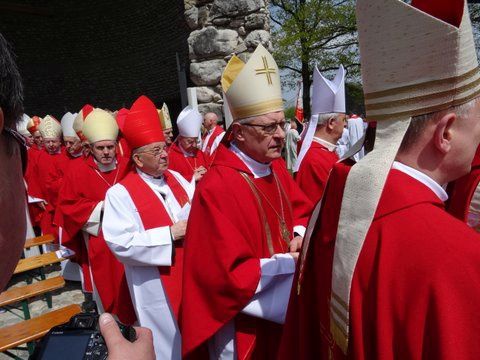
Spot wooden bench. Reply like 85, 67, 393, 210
0, 304, 82, 357
14, 252, 64, 275
0, 276, 65, 320
24, 234, 55, 249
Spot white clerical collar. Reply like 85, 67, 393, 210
178, 143, 195, 157
230, 143, 271, 179
313, 137, 337, 152
392, 161, 448, 202
94, 159, 117, 173
136, 168, 167, 184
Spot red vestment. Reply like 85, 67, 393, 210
168, 142, 208, 182
280, 163, 480, 359
295, 142, 339, 203
56, 156, 136, 324
25, 146, 45, 227
181, 144, 313, 359
35, 149, 71, 238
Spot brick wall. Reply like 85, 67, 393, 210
0, 0, 190, 119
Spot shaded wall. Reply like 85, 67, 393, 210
0, 0, 190, 119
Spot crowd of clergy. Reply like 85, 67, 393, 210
9, 0, 480, 358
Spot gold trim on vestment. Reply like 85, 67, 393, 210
366, 87, 480, 121
330, 315, 348, 355
330, 301, 349, 324
240, 172, 275, 256
232, 99, 284, 120
364, 67, 479, 101
332, 290, 348, 310
366, 76, 480, 111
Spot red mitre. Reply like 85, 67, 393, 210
27, 116, 42, 134
123, 95, 165, 149
116, 108, 129, 133
73, 104, 95, 141
411, 0, 464, 27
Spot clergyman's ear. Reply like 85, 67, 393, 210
327, 116, 336, 130
434, 112, 456, 155
232, 123, 245, 143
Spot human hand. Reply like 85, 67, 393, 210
171, 220, 187, 241
289, 235, 303, 252
193, 166, 207, 181
38, 201, 46, 211
99, 313, 155, 360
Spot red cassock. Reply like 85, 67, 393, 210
181, 144, 313, 359
280, 162, 480, 359
447, 146, 480, 222
295, 142, 339, 203
168, 142, 208, 182
25, 146, 45, 227
35, 149, 72, 238
56, 156, 136, 324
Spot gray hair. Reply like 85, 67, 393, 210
399, 98, 478, 153
317, 113, 342, 127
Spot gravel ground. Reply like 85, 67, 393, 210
0, 264, 85, 359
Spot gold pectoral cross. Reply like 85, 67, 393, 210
255, 56, 276, 85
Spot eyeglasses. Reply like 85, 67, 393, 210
3, 127, 28, 175
137, 147, 167, 158
242, 120, 287, 135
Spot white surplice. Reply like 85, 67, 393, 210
103, 168, 194, 360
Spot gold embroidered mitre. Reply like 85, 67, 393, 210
38, 115, 62, 139
158, 103, 172, 130
221, 44, 283, 121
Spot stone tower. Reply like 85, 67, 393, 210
184, 0, 272, 119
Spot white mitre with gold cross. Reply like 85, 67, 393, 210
221, 44, 283, 121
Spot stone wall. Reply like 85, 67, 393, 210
184, 0, 272, 120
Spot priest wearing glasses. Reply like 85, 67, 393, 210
181, 44, 313, 359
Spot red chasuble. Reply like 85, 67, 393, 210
280, 163, 480, 359
181, 144, 313, 359
447, 146, 480, 222
56, 156, 136, 324
25, 146, 45, 227
119, 170, 189, 319
35, 149, 71, 238
295, 141, 339, 204
168, 142, 208, 182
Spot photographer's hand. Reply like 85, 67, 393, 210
99, 313, 155, 360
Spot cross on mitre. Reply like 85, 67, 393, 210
255, 56, 276, 85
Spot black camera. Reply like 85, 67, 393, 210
30, 313, 136, 360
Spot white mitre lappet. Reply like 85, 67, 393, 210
221, 43, 283, 123
294, 65, 346, 172
176, 106, 203, 138
82, 109, 119, 144
61, 112, 79, 139
306, 0, 480, 354
38, 115, 62, 139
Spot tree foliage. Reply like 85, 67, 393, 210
270, 0, 358, 118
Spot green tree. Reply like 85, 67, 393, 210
270, 0, 359, 119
